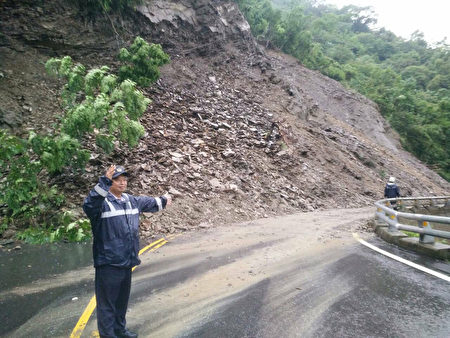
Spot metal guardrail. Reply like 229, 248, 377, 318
375, 196, 450, 244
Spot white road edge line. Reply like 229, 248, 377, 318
352, 233, 450, 282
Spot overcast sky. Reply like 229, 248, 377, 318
323, 0, 449, 44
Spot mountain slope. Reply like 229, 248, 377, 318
0, 0, 448, 237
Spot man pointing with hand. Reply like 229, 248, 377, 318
83, 165, 171, 338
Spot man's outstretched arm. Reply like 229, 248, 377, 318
136, 192, 172, 213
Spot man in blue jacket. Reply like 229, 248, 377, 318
384, 176, 400, 209
83, 165, 171, 338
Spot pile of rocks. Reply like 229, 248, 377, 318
74, 61, 315, 237
1, 0, 449, 242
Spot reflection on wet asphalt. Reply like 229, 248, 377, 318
0, 241, 93, 336
0, 241, 92, 290
1, 208, 449, 338
179, 239, 450, 338
366, 237, 450, 275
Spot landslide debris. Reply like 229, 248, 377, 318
0, 0, 448, 240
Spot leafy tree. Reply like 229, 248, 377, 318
236, 0, 283, 44
1, 36, 170, 241
340, 5, 377, 33
278, 6, 312, 58
46, 36, 168, 154
46, 56, 150, 153
0, 130, 66, 228
118, 37, 170, 87
385, 51, 421, 69
28, 132, 90, 174
401, 65, 431, 90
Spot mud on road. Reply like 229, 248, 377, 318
5, 206, 450, 338
3, 207, 373, 337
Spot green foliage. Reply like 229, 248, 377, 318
16, 227, 52, 244
0, 127, 27, 166
235, 0, 450, 180
0, 151, 41, 218
401, 65, 431, 90
401, 231, 419, 238
118, 37, 170, 87
46, 56, 86, 107
3, 36, 169, 241
85, 66, 111, 96
0, 223, 7, 237
50, 212, 92, 243
0, 130, 66, 226
28, 132, 90, 174
236, 0, 278, 41
111, 79, 151, 119
45, 36, 164, 153
16, 212, 91, 244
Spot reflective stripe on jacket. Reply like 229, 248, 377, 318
83, 176, 166, 268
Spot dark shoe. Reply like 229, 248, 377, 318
114, 328, 138, 338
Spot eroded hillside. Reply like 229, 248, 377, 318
0, 0, 448, 238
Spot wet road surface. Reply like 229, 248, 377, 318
1, 207, 449, 337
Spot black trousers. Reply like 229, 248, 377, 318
95, 265, 132, 338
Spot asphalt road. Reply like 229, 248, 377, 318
1, 207, 449, 337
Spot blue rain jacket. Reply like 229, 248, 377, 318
384, 183, 400, 199
83, 176, 167, 268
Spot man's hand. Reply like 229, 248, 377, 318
105, 165, 116, 180
164, 192, 172, 207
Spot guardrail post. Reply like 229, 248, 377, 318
418, 221, 435, 244
375, 207, 387, 226
388, 213, 397, 232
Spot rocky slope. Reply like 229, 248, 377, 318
0, 0, 448, 239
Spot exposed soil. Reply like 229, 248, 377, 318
0, 0, 448, 243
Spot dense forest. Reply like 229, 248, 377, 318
235, 0, 449, 180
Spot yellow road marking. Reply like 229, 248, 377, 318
70, 237, 171, 338
71, 296, 97, 338
132, 240, 167, 272
138, 237, 166, 255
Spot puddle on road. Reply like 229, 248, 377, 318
0, 241, 93, 291
0, 241, 96, 336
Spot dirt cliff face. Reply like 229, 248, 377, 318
136, 0, 256, 54
0, 0, 448, 237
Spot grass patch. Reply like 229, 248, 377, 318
401, 230, 419, 238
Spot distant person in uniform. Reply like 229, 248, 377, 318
384, 176, 400, 209
83, 165, 172, 338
